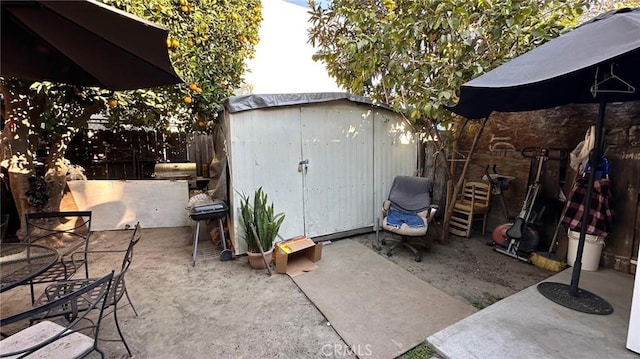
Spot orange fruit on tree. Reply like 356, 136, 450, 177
107, 99, 117, 108
184, 96, 192, 104
181, 5, 188, 12
171, 39, 179, 48
189, 83, 199, 91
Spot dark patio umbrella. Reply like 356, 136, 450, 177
1, 0, 183, 90
448, 7, 640, 314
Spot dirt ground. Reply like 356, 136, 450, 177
1, 223, 555, 359
360, 221, 555, 310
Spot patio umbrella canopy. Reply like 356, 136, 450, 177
1, 0, 183, 90
448, 7, 640, 314
449, 7, 640, 119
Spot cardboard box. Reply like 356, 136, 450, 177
274, 236, 322, 276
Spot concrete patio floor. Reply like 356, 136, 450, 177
428, 267, 637, 359
1, 225, 637, 359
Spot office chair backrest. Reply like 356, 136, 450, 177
388, 176, 433, 212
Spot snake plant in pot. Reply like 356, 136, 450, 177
239, 187, 285, 269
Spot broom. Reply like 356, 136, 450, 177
530, 170, 581, 272
530, 220, 566, 272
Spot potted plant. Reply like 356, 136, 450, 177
239, 187, 285, 269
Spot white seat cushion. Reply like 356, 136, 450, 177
0, 321, 94, 359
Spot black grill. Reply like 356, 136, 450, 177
188, 201, 227, 221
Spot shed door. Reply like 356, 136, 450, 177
300, 107, 374, 237
229, 108, 306, 253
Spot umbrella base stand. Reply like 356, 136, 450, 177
537, 282, 613, 315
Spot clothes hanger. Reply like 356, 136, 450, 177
590, 63, 636, 97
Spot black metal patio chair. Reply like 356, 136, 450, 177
33, 223, 143, 357
0, 271, 114, 359
24, 211, 93, 304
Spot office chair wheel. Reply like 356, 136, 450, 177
381, 239, 387, 245
220, 249, 233, 261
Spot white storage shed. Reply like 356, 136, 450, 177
215, 93, 418, 254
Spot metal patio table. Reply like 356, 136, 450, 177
0, 243, 59, 293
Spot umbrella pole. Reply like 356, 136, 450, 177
536, 101, 612, 315
569, 101, 605, 295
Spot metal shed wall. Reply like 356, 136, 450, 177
225, 99, 416, 254
372, 109, 418, 223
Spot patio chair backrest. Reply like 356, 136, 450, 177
25, 211, 92, 258
24, 211, 93, 304
120, 222, 142, 274
111, 222, 142, 305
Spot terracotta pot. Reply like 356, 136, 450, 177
247, 248, 273, 269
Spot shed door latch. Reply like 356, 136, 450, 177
298, 159, 309, 174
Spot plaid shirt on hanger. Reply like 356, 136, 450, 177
560, 177, 614, 237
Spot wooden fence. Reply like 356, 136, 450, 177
66, 129, 215, 180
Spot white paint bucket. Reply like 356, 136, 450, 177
567, 229, 605, 271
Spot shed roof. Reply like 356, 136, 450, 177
224, 92, 393, 113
